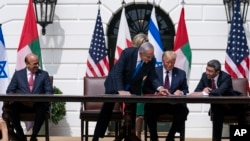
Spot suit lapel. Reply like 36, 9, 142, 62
32, 70, 42, 92
21, 69, 30, 92
170, 68, 177, 90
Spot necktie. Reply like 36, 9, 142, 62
132, 61, 143, 78
211, 78, 216, 90
29, 73, 34, 91
164, 71, 170, 89
123, 61, 143, 115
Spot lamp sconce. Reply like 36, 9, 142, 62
223, 0, 249, 23
33, 0, 57, 35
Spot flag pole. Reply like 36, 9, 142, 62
122, 0, 126, 7
97, 0, 101, 10
181, 0, 185, 5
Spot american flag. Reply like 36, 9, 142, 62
85, 9, 109, 77
225, 0, 249, 79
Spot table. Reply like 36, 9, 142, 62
1, 94, 250, 103
1, 94, 250, 141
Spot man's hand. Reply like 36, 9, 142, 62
203, 87, 212, 93
158, 87, 171, 96
173, 90, 183, 96
118, 90, 131, 95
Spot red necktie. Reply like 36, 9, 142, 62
211, 79, 216, 89
29, 73, 34, 91
164, 71, 170, 89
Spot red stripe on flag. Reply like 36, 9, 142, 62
18, 0, 39, 52
174, 7, 189, 51
86, 60, 98, 77
126, 39, 132, 48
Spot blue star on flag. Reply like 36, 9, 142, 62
0, 61, 7, 78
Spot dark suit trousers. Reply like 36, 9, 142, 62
9, 102, 49, 138
144, 103, 189, 141
211, 104, 246, 141
93, 102, 137, 138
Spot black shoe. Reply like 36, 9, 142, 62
30, 137, 38, 141
92, 137, 99, 141
165, 137, 175, 141
16, 133, 27, 141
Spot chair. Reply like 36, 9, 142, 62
80, 77, 123, 141
210, 78, 249, 139
144, 114, 185, 141
2, 76, 53, 141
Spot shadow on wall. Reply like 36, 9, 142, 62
40, 14, 65, 76
39, 14, 71, 136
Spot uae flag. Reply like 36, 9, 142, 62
16, 0, 42, 70
16, 0, 42, 131
174, 7, 192, 79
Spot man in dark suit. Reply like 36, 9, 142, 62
143, 51, 189, 141
92, 42, 168, 141
192, 59, 245, 141
6, 53, 53, 141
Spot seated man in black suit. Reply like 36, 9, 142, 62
6, 53, 53, 141
191, 59, 246, 141
143, 51, 189, 141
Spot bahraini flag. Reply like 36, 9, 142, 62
114, 7, 132, 64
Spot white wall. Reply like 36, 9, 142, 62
1, 0, 249, 138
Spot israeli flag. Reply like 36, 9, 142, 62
148, 7, 164, 67
0, 25, 9, 116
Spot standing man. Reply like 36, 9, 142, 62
143, 51, 189, 141
192, 59, 245, 141
6, 53, 53, 141
92, 42, 167, 141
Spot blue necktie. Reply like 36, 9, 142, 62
132, 61, 143, 78
124, 61, 143, 90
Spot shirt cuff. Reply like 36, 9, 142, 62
202, 91, 209, 96
157, 86, 164, 91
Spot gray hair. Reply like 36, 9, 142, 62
139, 42, 154, 54
207, 59, 221, 71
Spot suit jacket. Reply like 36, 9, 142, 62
143, 67, 189, 95
104, 47, 162, 95
6, 68, 53, 94
194, 71, 238, 96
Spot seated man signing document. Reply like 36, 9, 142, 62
143, 51, 189, 141
191, 59, 246, 141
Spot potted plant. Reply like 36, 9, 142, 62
51, 86, 66, 124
